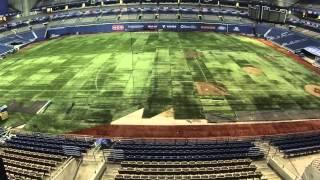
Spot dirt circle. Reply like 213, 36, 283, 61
185, 50, 203, 59
305, 85, 320, 97
243, 66, 263, 76
195, 82, 228, 96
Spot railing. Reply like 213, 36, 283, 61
49, 156, 74, 180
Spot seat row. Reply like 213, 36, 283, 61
12, 135, 92, 148
269, 132, 320, 157
16, 133, 94, 144
118, 165, 257, 175
7, 139, 62, 149
0, 152, 60, 167
276, 140, 320, 150
282, 145, 320, 158
120, 159, 252, 168
7, 138, 88, 153
5, 165, 45, 180
124, 152, 264, 161
7, 172, 41, 180
3, 147, 67, 162
113, 143, 254, 150
116, 140, 252, 146
3, 158, 53, 173
121, 148, 253, 156
6, 142, 65, 155
115, 171, 263, 180
271, 134, 320, 146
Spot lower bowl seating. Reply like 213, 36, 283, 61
0, 132, 94, 179
111, 139, 264, 180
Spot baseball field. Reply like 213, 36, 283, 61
1, 32, 320, 133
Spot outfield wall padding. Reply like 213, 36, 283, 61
71, 119, 320, 138
47, 22, 255, 37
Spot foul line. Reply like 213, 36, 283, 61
0, 89, 305, 93
95, 67, 103, 91
194, 58, 208, 82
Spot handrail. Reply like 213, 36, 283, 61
49, 156, 74, 180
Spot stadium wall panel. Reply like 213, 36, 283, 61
47, 22, 255, 37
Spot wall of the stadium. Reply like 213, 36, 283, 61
47, 22, 255, 37
0, 0, 8, 15
9, 0, 38, 16
302, 163, 320, 180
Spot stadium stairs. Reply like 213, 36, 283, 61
74, 147, 106, 180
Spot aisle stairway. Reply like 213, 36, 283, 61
74, 149, 106, 180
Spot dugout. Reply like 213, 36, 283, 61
302, 46, 320, 67
0, 105, 8, 120
302, 46, 320, 60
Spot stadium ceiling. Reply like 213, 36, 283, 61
246, 0, 319, 7
239, 0, 297, 7
271, 0, 299, 7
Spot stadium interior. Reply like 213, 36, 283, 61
0, 0, 320, 179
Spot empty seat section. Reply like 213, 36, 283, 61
112, 139, 263, 179
270, 132, 320, 157
1, 133, 94, 179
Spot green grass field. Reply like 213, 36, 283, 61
1, 32, 320, 133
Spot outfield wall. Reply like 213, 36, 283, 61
46, 22, 255, 37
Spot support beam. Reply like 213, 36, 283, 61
22, 0, 30, 16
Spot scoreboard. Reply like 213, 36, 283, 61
0, 0, 8, 15
262, 6, 287, 23
248, 5, 287, 24
248, 5, 260, 20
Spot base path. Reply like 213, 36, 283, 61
70, 119, 320, 138
243, 66, 263, 76
195, 82, 228, 96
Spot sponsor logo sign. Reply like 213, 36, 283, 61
200, 25, 216, 30
233, 26, 240, 32
161, 24, 177, 29
112, 24, 124, 31
180, 25, 197, 29
217, 26, 226, 31
127, 25, 144, 29
147, 25, 158, 29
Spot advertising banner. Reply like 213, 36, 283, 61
228, 24, 254, 34
47, 22, 255, 37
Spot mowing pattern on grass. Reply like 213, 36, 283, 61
0, 32, 320, 132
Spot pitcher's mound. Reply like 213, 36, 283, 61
195, 82, 228, 96
305, 84, 320, 97
184, 49, 203, 59
243, 66, 263, 76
